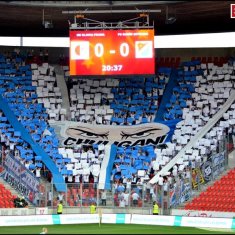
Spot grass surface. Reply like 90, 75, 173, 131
0, 224, 235, 234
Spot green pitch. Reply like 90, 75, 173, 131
0, 224, 235, 234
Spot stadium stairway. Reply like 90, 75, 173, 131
53, 65, 71, 120
0, 95, 66, 192
154, 68, 179, 122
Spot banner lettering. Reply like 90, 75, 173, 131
3, 154, 40, 202
49, 121, 180, 147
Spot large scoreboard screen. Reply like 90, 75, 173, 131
69, 29, 155, 76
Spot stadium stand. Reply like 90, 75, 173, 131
150, 59, 235, 211
0, 52, 67, 194
0, 48, 233, 212
65, 68, 170, 125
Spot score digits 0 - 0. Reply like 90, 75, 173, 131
91, 42, 130, 58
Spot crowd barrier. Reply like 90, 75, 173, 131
172, 209, 235, 218
0, 213, 235, 229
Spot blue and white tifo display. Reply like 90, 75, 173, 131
1, 32, 235, 48
0, 214, 235, 229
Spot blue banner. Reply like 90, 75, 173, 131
3, 154, 40, 201
212, 151, 225, 179
170, 176, 191, 207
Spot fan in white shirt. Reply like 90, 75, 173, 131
83, 174, 89, 183
74, 152, 81, 160
123, 191, 130, 206
87, 149, 94, 158
81, 150, 88, 159
67, 175, 73, 182
36, 168, 41, 178
10, 141, 15, 151
75, 174, 80, 183
131, 192, 139, 206
25, 161, 30, 169
119, 197, 126, 207
126, 179, 131, 192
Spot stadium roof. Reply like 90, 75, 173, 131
0, 1, 234, 37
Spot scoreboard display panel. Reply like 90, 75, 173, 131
69, 29, 155, 76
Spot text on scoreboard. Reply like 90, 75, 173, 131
69, 29, 155, 76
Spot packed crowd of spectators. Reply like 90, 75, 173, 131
0, 48, 234, 210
